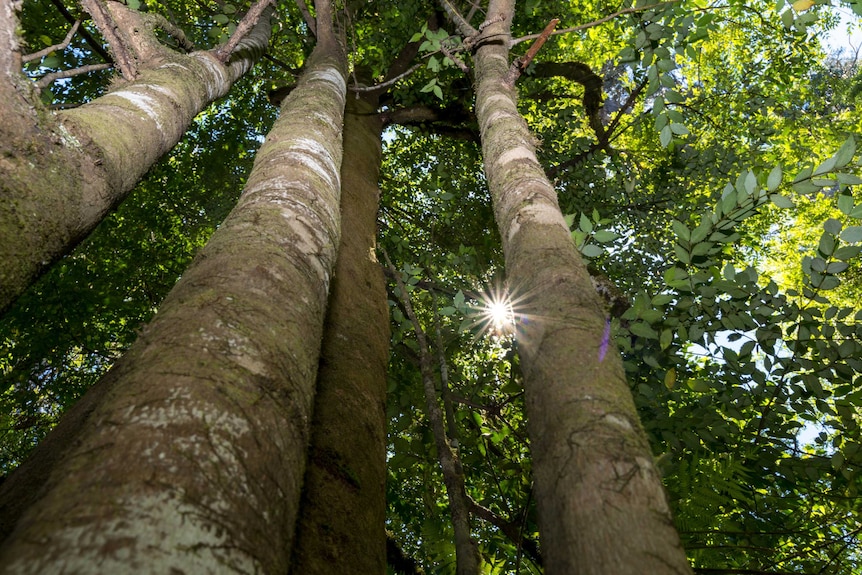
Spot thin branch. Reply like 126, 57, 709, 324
214, 0, 275, 63
350, 63, 423, 93
23, 20, 81, 63
150, 13, 194, 52
35, 62, 112, 89
440, 42, 470, 74
509, 0, 683, 47
382, 248, 481, 575
50, 0, 112, 62
79, 0, 136, 80
438, 0, 477, 37
294, 0, 317, 37
503, 18, 558, 87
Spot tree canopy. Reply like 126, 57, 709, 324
2, 0, 862, 572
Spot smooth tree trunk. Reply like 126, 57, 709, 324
289, 93, 390, 575
466, 1, 692, 572
0, 33, 348, 574
0, 0, 270, 314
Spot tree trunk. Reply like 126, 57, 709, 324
289, 93, 390, 575
470, 1, 692, 573
0, 38, 347, 573
0, 1, 270, 314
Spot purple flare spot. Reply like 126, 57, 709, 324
598, 317, 611, 362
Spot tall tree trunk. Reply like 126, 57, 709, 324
289, 93, 390, 575
468, 1, 692, 572
0, 1, 270, 314
0, 33, 347, 574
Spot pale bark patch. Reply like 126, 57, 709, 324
3, 492, 260, 575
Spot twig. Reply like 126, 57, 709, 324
23, 20, 81, 63
79, 0, 136, 80
439, 42, 469, 74
294, 0, 317, 37
349, 62, 423, 93
503, 18, 558, 87
438, 0, 477, 37
214, 0, 275, 62
150, 13, 194, 52
36, 62, 113, 89
509, 0, 682, 47
50, 0, 112, 63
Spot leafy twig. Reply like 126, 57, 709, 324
509, 0, 683, 47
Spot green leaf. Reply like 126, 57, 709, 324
454, 290, 465, 309
660, 125, 672, 147
838, 193, 854, 215
660, 328, 673, 350
592, 230, 619, 243
669, 122, 689, 135
690, 222, 710, 243
629, 321, 658, 339
824, 218, 842, 235
840, 226, 862, 243
770, 194, 795, 209
818, 232, 836, 256
581, 244, 603, 258
672, 220, 690, 241
674, 243, 691, 264
834, 245, 862, 260
837, 173, 862, 185
833, 136, 856, 169
213, 14, 230, 25
767, 165, 782, 192
579, 213, 593, 234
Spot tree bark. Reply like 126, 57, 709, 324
0, 1, 271, 314
0, 36, 347, 574
289, 94, 390, 574
469, 1, 692, 573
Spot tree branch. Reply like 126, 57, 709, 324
79, 0, 136, 80
294, 0, 317, 37
23, 20, 81, 63
35, 62, 112, 89
214, 0, 275, 62
503, 18, 558, 87
382, 248, 481, 575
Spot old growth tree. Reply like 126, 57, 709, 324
1, 0, 862, 573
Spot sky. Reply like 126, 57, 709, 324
821, 6, 862, 55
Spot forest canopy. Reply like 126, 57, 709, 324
1, 0, 862, 573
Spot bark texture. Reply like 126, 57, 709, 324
469, 1, 692, 573
0, 42, 347, 574
289, 94, 390, 575
0, 1, 270, 314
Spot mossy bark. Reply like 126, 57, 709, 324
0, 42, 347, 574
471, 1, 692, 573
0, 2, 270, 314
289, 94, 390, 575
